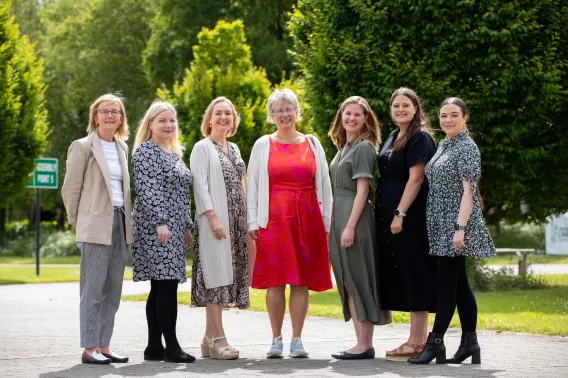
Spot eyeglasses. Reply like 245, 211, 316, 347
271, 107, 297, 116
97, 109, 122, 117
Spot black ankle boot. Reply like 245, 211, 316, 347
408, 332, 446, 364
447, 332, 481, 364
164, 348, 196, 363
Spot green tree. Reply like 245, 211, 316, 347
159, 20, 314, 164
290, 0, 568, 224
144, 0, 297, 88
0, 0, 48, 237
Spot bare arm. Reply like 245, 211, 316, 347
341, 178, 370, 248
390, 162, 425, 234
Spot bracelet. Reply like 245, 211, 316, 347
207, 212, 215, 218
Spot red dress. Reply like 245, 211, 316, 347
252, 138, 332, 292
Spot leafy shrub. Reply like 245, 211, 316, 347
467, 258, 545, 292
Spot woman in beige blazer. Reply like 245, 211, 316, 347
189, 97, 250, 360
61, 93, 133, 365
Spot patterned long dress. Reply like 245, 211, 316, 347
132, 140, 193, 283
191, 142, 250, 309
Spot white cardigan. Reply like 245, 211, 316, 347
247, 134, 333, 232
189, 138, 236, 289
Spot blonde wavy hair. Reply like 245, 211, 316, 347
328, 96, 380, 150
87, 93, 128, 141
200, 97, 240, 137
134, 101, 184, 156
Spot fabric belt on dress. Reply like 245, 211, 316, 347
333, 188, 357, 198
272, 186, 314, 248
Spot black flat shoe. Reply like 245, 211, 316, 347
144, 346, 165, 361
331, 348, 375, 360
164, 349, 196, 363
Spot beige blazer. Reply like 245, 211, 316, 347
61, 132, 133, 245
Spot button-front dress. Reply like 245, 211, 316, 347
375, 129, 438, 312
329, 139, 391, 325
425, 131, 496, 258
252, 138, 332, 291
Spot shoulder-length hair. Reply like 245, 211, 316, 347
87, 93, 129, 142
328, 96, 380, 151
390, 87, 433, 151
133, 101, 183, 157
200, 97, 240, 137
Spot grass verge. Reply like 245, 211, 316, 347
122, 274, 568, 336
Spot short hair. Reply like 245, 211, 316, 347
265, 88, 302, 124
133, 100, 183, 157
87, 93, 128, 141
200, 97, 240, 137
328, 96, 381, 150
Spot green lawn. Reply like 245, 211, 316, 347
123, 274, 568, 336
0, 256, 82, 264
0, 261, 192, 285
485, 253, 568, 265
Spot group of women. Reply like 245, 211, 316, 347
61, 87, 495, 366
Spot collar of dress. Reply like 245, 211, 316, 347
440, 130, 469, 147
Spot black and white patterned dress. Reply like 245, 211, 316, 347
132, 140, 193, 283
191, 142, 250, 309
425, 131, 496, 258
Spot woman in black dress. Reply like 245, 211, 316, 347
375, 88, 437, 361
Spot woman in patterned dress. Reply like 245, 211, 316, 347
132, 101, 195, 363
409, 98, 496, 365
190, 97, 249, 360
247, 88, 333, 359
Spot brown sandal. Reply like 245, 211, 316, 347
385, 342, 424, 361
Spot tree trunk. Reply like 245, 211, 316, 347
0, 207, 6, 246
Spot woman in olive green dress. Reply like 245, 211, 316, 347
328, 96, 392, 360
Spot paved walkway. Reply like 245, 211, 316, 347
487, 264, 568, 275
1, 282, 567, 378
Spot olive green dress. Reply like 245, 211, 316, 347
329, 139, 392, 325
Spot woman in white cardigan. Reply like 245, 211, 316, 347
190, 97, 249, 360
247, 88, 333, 359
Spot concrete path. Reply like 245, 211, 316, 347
487, 264, 568, 275
1, 281, 567, 378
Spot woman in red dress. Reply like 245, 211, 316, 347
247, 88, 333, 359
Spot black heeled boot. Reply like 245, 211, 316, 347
447, 332, 481, 364
407, 332, 446, 364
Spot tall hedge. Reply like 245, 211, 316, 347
289, 0, 568, 224
0, 0, 48, 208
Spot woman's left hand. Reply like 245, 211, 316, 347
341, 226, 355, 249
453, 230, 465, 250
185, 229, 193, 249
390, 216, 403, 234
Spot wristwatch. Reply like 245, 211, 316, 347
454, 223, 466, 231
394, 209, 406, 217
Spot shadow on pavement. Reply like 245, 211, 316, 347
38, 358, 504, 377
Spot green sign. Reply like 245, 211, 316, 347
27, 158, 58, 189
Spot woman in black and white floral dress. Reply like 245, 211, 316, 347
132, 101, 195, 363
409, 98, 495, 366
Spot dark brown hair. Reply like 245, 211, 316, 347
390, 87, 433, 151
439, 97, 484, 210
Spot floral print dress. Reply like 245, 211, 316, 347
191, 142, 250, 309
425, 131, 496, 258
132, 140, 193, 283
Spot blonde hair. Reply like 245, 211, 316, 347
265, 88, 302, 124
328, 96, 381, 150
200, 97, 240, 137
134, 101, 183, 156
87, 93, 129, 141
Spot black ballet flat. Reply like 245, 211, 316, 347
331, 348, 375, 360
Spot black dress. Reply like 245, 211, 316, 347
375, 129, 437, 312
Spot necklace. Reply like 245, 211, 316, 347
209, 137, 227, 147
273, 132, 303, 144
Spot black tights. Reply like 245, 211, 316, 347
146, 279, 181, 353
432, 256, 477, 335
